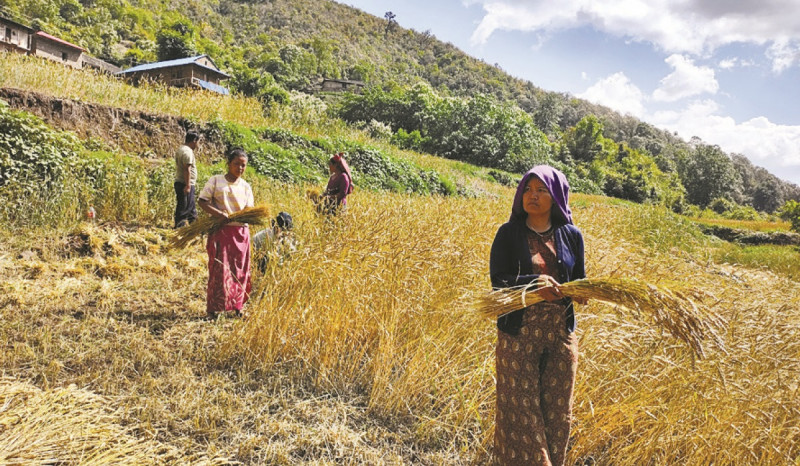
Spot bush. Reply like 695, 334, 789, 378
365, 119, 392, 140
390, 128, 424, 150
0, 102, 81, 192
208, 119, 456, 196
207, 119, 321, 183
709, 197, 735, 215
488, 169, 516, 187
779, 200, 800, 232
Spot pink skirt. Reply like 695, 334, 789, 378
206, 225, 251, 316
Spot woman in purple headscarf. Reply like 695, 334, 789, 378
489, 165, 586, 466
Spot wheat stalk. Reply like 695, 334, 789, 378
477, 277, 726, 358
169, 205, 270, 249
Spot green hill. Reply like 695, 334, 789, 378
3, 0, 799, 218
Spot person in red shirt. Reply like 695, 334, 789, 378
321, 153, 354, 214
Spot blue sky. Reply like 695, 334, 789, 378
342, 0, 800, 185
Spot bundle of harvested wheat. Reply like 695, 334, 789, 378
477, 277, 726, 357
169, 205, 270, 249
306, 187, 322, 204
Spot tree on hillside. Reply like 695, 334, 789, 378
779, 200, 800, 232
229, 66, 289, 106
564, 115, 605, 163
679, 143, 742, 207
384, 11, 396, 36
751, 179, 783, 213
156, 18, 197, 61
533, 92, 561, 137
602, 144, 684, 207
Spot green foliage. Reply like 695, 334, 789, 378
487, 169, 516, 187
156, 17, 197, 61
601, 144, 685, 208
779, 200, 800, 232
207, 119, 320, 183
678, 143, 742, 207
751, 179, 782, 213
361, 119, 392, 140
564, 115, 606, 163
708, 197, 736, 215
0, 102, 81, 192
335, 142, 456, 195
0, 104, 173, 227
229, 65, 289, 108
390, 128, 424, 151
533, 92, 561, 137
121, 47, 149, 67
206, 119, 454, 195
336, 84, 554, 173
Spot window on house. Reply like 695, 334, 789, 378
62, 52, 68, 61
5, 27, 11, 41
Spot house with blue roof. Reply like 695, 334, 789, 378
118, 55, 230, 95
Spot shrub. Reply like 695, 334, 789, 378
779, 200, 800, 232
365, 119, 393, 140
390, 128, 424, 150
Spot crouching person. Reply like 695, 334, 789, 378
252, 211, 298, 273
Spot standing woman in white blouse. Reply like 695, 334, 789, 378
198, 148, 255, 319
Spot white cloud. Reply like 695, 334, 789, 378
767, 38, 800, 72
466, 0, 800, 71
718, 57, 756, 69
581, 71, 588, 80
652, 54, 718, 102
651, 99, 800, 184
577, 72, 646, 117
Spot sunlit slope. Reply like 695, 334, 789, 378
232, 188, 800, 464
2, 184, 798, 463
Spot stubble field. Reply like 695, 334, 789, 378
2, 184, 798, 464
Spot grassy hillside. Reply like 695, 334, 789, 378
3, 0, 799, 212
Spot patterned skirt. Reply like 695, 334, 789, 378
494, 302, 578, 466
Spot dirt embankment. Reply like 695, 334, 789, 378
0, 87, 226, 163
700, 224, 800, 246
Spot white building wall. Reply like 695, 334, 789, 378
33, 38, 82, 69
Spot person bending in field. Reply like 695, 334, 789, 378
252, 211, 298, 273
489, 165, 587, 466
198, 148, 254, 319
320, 152, 353, 214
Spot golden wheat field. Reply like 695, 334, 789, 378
1, 182, 799, 464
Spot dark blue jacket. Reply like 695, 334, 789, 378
489, 219, 586, 334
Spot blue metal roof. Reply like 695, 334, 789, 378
196, 79, 229, 95
118, 55, 230, 78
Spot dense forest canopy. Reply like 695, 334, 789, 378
2, 0, 799, 214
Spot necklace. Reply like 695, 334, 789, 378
527, 223, 554, 238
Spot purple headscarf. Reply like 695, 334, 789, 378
510, 165, 573, 225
